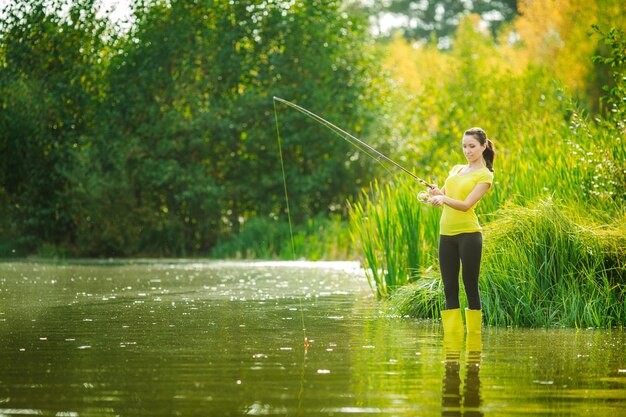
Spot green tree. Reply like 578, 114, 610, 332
0, 0, 386, 257
0, 0, 109, 254
99, 0, 384, 255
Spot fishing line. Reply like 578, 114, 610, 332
273, 99, 297, 260
272, 97, 434, 349
273, 99, 308, 349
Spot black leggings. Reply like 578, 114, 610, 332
439, 232, 483, 310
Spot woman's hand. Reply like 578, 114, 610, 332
429, 185, 444, 196
428, 195, 445, 207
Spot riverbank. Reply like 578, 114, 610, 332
387, 198, 626, 328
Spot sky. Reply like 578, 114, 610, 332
98, 0, 133, 23
0, 0, 133, 25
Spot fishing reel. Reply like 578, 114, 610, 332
417, 191, 430, 203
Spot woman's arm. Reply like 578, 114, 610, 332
429, 183, 490, 211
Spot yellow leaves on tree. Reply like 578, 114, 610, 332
383, 33, 455, 94
384, 0, 624, 96
515, 0, 601, 91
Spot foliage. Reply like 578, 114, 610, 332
0, 0, 110, 253
512, 0, 625, 106
210, 214, 355, 260
591, 25, 626, 129
0, 0, 384, 257
390, 199, 626, 327
353, 16, 625, 326
0, 0, 623, 276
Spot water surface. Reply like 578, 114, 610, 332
0, 260, 624, 416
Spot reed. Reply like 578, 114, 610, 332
349, 179, 440, 297
388, 198, 626, 327
387, 274, 444, 319
481, 198, 625, 327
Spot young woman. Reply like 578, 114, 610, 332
427, 127, 495, 335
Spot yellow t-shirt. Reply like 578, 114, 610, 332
440, 165, 494, 236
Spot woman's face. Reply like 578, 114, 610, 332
462, 134, 486, 164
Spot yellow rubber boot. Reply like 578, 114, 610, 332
441, 308, 464, 334
465, 308, 482, 335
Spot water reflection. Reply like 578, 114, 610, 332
1, 261, 625, 416
442, 333, 483, 417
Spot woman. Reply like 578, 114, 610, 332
427, 127, 495, 335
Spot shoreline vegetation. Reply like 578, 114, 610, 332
1, 2, 624, 327
387, 198, 626, 328
347, 21, 626, 328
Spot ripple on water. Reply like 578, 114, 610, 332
0, 261, 625, 417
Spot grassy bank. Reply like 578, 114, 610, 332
387, 199, 626, 328
348, 22, 625, 327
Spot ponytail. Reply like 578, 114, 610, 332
484, 139, 495, 172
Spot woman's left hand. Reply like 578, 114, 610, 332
428, 185, 444, 196
428, 195, 445, 207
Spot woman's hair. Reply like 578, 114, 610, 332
464, 127, 495, 172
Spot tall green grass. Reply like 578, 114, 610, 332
480, 198, 625, 327
387, 198, 626, 327
349, 179, 440, 297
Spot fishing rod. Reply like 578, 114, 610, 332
272, 96, 434, 190
272, 97, 434, 350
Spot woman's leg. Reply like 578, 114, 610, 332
459, 232, 483, 310
439, 235, 461, 309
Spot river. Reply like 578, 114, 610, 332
0, 260, 624, 416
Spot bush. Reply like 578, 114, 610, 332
481, 198, 626, 327
210, 215, 355, 260
389, 198, 626, 328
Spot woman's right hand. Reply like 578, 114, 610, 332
428, 195, 445, 207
